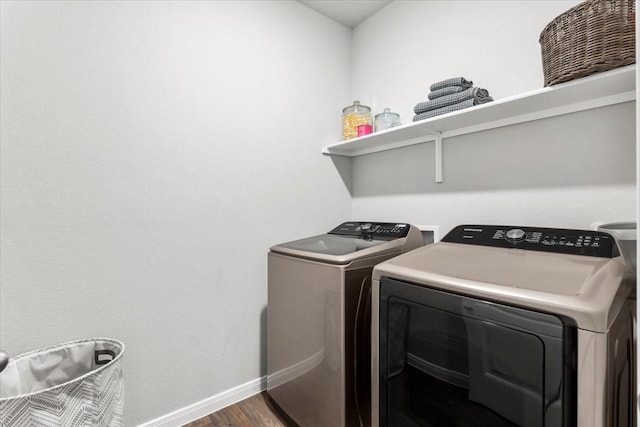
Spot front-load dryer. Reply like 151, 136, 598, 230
267, 222, 423, 427
372, 225, 635, 427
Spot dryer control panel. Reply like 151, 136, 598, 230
329, 222, 411, 240
443, 225, 619, 258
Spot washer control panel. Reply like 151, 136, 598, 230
329, 222, 410, 240
443, 225, 619, 258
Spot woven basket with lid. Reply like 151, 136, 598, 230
539, 0, 635, 86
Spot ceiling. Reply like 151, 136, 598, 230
297, 0, 393, 29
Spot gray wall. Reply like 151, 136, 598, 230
0, 1, 351, 425
349, 0, 636, 235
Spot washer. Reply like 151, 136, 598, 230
372, 224, 636, 427
267, 221, 423, 427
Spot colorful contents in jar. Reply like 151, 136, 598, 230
342, 112, 372, 140
342, 100, 372, 140
357, 124, 373, 136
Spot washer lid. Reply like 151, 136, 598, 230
270, 222, 418, 265
373, 240, 631, 333
274, 233, 389, 256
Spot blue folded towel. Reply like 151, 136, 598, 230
428, 86, 468, 100
413, 97, 493, 121
415, 87, 492, 114
429, 77, 473, 92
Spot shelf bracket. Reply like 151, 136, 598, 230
434, 132, 443, 183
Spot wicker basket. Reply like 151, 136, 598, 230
539, 0, 635, 86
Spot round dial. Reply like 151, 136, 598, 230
505, 228, 526, 241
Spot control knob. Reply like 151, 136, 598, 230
360, 223, 375, 240
505, 228, 526, 242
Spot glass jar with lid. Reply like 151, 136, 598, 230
374, 108, 401, 132
342, 100, 372, 140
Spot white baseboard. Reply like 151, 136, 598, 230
137, 376, 266, 427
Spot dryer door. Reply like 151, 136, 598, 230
377, 278, 577, 427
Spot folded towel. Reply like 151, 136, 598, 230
413, 96, 494, 121
428, 86, 468, 100
429, 77, 473, 92
414, 87, 491, 114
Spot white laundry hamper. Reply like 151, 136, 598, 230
0, 338, 124, 427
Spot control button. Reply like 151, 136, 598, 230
505, 228, 526, 242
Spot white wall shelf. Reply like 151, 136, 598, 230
322, 65, 636, 183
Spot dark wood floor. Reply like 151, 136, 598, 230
182, 392, 297, 427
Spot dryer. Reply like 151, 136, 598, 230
372, 225, 636, 427
267, 221, 423, 427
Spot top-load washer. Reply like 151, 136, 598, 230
372, 224, 636, 427
267, 221, 423, 427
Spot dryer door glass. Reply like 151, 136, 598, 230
378, 278, 577, 427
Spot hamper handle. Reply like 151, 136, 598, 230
95, 349, 116, 365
